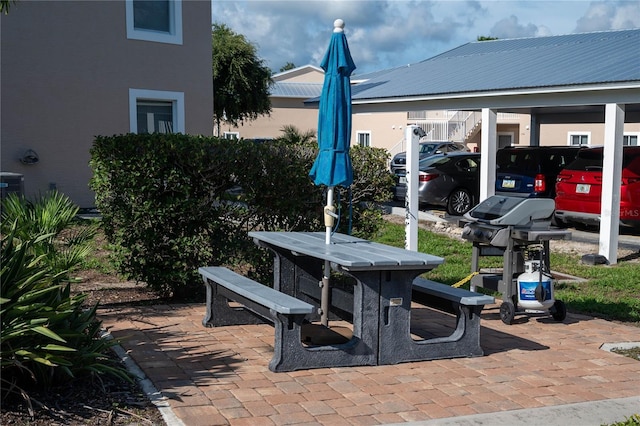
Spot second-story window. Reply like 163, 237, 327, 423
134, 1, 170, 32
126, 0, 183, 45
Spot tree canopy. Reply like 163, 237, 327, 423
1, 0, 17, 14
279, 62, 296, 72
212, 23, 272, 132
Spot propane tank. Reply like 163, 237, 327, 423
517, 260, 555, 310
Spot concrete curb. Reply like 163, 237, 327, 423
393, 396, 640, 425
103, 332, 183, 426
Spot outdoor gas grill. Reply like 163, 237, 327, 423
461, 196, 571, 324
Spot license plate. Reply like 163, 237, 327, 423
399, 177, 407, 184
576, 184, 591, 194
502, 179, 516, 189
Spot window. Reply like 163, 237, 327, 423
568, 132, 590, 146
623, 133, 639, 146
129, 89, 184, 134
357, 132, 371, 147
223, 132, 239, 140
126, 0, 182, 45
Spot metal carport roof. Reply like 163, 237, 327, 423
347, 28, 640, 264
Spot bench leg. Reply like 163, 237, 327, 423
202, 277, 267, 327
380, 299, 486, 364
268, 312, 308, 372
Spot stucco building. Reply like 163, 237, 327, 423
1, 0, 213, 207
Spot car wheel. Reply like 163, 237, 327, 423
447, 188, 472, 215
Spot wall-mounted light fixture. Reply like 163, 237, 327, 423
20, 149, 40, 165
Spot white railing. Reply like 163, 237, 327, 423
406, 110, 522, 146
409, 120, 450, 141
447, 111, 482, 142
388, 137, 407, 161
408, 110, 483, 144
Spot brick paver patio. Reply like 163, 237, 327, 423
100, 302, 640, 426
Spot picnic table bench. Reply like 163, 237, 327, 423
409, 278, 495, 359
199, 266, 317, 372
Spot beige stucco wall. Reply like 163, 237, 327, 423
539, 123, 640, 146
1, 0, 213, 207
352, 111, 409, 154
224, 98, 320, 139
274, 68, 324, 83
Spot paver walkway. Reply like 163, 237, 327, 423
99, 302, 640, 426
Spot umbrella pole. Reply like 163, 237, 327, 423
321, 187, 335, 327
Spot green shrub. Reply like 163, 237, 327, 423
0, 225, 129, 404
89, 133, 393, 297
0, 191, 96, 281
606, 414, 640, 426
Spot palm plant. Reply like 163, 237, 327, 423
276, 125, 317, 145
1, 192, 131, 408
1, 191, 96, 281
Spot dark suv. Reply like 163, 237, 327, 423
390, 141, 467, 174
495, 146, 586, 198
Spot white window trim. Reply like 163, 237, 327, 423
129, 89, 185, 134
567, 131, 591, 146
223, 132, 240, 140
125, 0, 183, 45
623, 132, 640, 146
356, 131, 371, 147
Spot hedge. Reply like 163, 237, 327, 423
90, 134, 393, 299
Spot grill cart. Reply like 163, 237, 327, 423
461, 196, 571, 325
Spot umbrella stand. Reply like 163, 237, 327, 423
321, 186, 337, 326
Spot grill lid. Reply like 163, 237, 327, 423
464, 196, 555, 228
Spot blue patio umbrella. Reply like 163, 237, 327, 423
309, 19, 356, 326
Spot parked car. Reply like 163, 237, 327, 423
495, 146, 586, 198
390, 141, 468, 174
554, 146, 640, 229
393, 152, 481, 215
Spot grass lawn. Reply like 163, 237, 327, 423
373, 221, 640, 324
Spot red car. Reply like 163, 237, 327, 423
554, 146, 640, 229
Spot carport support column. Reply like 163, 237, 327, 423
600, 103, 625, 265
404, 125, 421, 251
479, 108, 497, 201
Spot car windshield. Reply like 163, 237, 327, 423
566, 147, 640, 172
565, 149, 603, 171
496, 150, 537, 173
419, 144, 440, 154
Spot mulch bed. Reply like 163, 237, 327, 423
1, 279, 166, 426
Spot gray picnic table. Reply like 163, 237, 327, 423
201, 231, 493, 371
249, 231, 448, 368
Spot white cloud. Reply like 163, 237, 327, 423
212, 0, 639, 74
575, 1, 640, 32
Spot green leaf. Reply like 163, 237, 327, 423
41, 344, 77, 352
32, 326, 67, 343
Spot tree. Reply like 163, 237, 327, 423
1, 0, 17, 14
477, 36, 499, 41
276, 125, 316, 145
280, 62, 296, 72
212, 23, 272, 134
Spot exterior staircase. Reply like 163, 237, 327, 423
408, 110, 483, 145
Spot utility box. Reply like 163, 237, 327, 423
0, 172, 25, 199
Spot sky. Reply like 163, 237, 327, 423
211, 0, 640, 76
